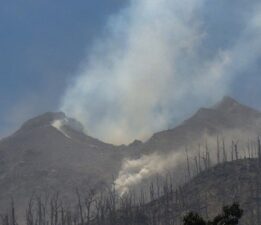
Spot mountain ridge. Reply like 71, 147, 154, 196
141, 96, 261, 154
0, 96, 261, 218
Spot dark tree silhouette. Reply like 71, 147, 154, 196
183, 203, 243, 225
183, 212, 206, 225
209, 203, 243, 225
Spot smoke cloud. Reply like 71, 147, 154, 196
115, 152, 183, 195
60, 0, 261, 144
115, 130, 260, 195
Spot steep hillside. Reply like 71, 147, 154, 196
144, 158, 261, 225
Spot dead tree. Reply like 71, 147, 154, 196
185, 148, 191, 180
194, 156, 199, 176
256, 174, 261, 225
231, 141, 234, 161
222, 138, 227, 163
256, 138, 261, 225
198, 145, 202, 173
257, 137, 261, 169
234, 142, 239, 161
205, 142, 211, 170
217, 136, 220, 164
247, 139, 252, 159
9, 200, 16, 225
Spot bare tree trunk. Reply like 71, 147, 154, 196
247, 140, 251, 159
257, 137, 261, 169
256, 138, 261, 225
186, 148, 191, 180
256, 175, 260, 225
231, 141, 234, 161
194, 156, 199, 175
76, 189, 84, 225
234, 143, 239, 161
10, 199, 16, 225
222, 138, 227, 163
198, 145, 202, 173
217, 136, 220, 165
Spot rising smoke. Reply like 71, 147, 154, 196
115, 152, 184, 195
115, 130, 261, 195
60, 0, 261, 144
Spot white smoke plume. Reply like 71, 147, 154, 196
60, 0, 261, 144
115, 131, 260, 195
115, 152, 184, 195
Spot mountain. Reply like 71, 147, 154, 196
0, 96, 261, 218
0, 112, 125, 216
141, 96, 261, 154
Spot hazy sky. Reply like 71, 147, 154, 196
0, 0, 128, 136
1, 0, 261, 139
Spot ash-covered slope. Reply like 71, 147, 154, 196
145, 158, 260, 225
142, 96, 261, 153
0, 112, 124, 214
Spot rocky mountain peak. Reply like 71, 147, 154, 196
212, 96, 261, 119
213, 96, 240, 111
20, 112, 66, 131
17, 112, 85, 137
